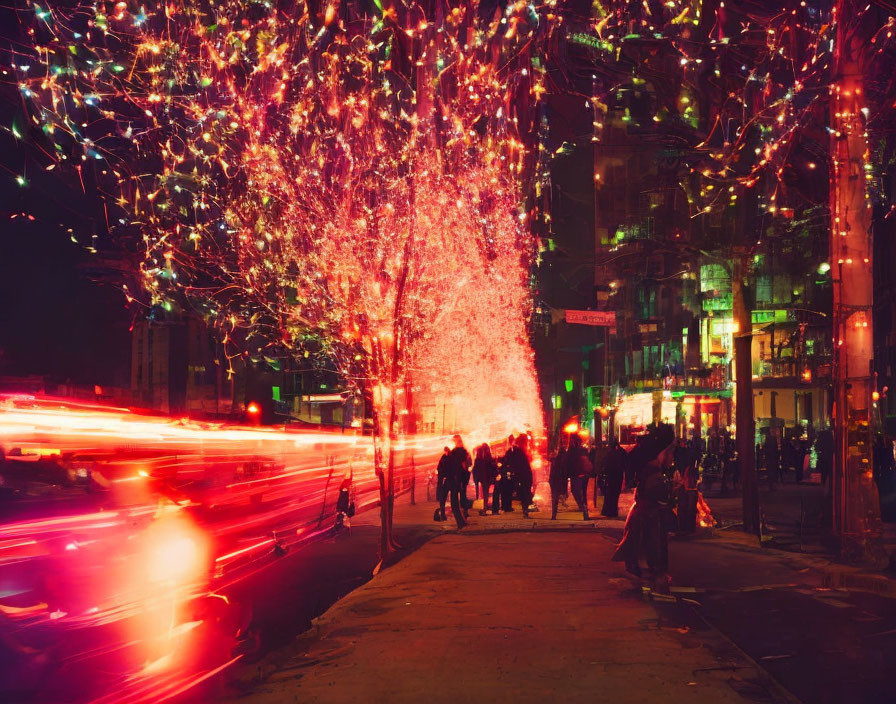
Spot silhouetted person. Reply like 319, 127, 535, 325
601, 441, 627, 518
447, 435, 471, 528
564, 433, 592, 520
613, 424, 676, 590
335, 476, 354, 530
504, 434, 533, 517
473, 444, 497, 516
496, 435, 516, 512
436, 447, 451, 521
549, 436, 569, 519
764, 435, 781, 487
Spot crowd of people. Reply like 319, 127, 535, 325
427, 424, 709, 590
432, 433, 534, 529
425, 422, 896, 593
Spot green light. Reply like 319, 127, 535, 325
564, 379, 574, 393
15, 175, 27, 187
817, 262, 830, 274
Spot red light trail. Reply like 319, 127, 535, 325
1, 395, 500, 702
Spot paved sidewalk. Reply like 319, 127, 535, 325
229, 523, 795, 704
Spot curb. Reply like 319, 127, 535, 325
821, 569, 896, 599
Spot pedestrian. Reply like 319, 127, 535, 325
601, 441, 627, 518
473, 444, 497, 516
335, 475, 355, 531
676, 440, 699, 533
612, 424, 676, 591
764, 433, 781, 487
564, 433, 593, 520
447, 435, 472, 529
435, 446, 451, 521
591, 441, 608, 507
625, 436, 644, 491
503, 434, 534, 517
496, 436, 517, 512
549, 435, 569, 519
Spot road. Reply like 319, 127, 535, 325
6, 398, 896, 704
0, 396, 487, 703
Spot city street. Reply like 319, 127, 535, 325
222, 510, 795, 704
4, 417, 896, 704
219, 492, 896, 704
3, 0, 896, 701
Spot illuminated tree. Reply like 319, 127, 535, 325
10, 0, 546, 559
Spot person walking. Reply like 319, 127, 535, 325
612, 424, 676, 591
496, 436, 517, 513
472, 444, 497, 516
549, 436, 569, 519
601, 440, 627, 517
564, 433, 592, 520
504, 434, 534, 517
447, 435, 471, 529
435, 446, 451, 521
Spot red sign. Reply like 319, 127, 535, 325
565, 310, 616, 326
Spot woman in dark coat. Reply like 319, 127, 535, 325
549, 437, 569, 519
472, 444, 497, 516
612, 424, 675, 589
505, 434, 534, 518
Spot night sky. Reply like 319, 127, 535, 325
0, 80, 131, 386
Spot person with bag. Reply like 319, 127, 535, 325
564, 433, 593, 521
335, 476, 355, 531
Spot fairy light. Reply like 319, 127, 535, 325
13, 0, 549, 437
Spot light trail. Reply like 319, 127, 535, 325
0, 395, 478, 703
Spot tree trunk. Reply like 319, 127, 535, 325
369, 391, 395, 565
385, 387, 401, 551
732, 257, 760, 536
830, 0, 881, 559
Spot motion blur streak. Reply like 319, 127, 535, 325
1, 395, 499, 702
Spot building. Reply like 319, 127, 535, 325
535, 20, 832, 448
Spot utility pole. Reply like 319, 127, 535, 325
733, 254, 759, 536
830, 0, 881, 559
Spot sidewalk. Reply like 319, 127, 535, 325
228, 510, 795, 704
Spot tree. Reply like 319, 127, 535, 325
828, 0, 894, 557
14, 0, 545, 562
548, 0, 895, 540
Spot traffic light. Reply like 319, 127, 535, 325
246, 401, 261, 424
